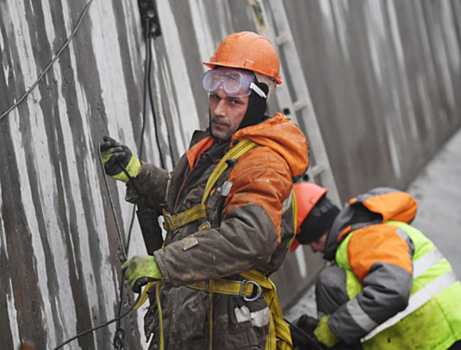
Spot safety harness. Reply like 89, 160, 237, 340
135, 138, 294, 350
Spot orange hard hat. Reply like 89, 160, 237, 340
203, 31, 282, 84
290, 182, 328, 252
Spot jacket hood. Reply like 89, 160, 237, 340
324, 187, 418, 260
232, 112, 309, 177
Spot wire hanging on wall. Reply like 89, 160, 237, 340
0, 0, 94, 122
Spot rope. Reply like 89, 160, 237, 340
112, 19, 153, 349
98, 142, 128, 262
0, 0, 94, 122
113, 328, 125, 350
69, 15, 162, 350
52, 293, 141, 350
1, 2, 167, 348
125, 20, 152, 257
147, 44, 167, 169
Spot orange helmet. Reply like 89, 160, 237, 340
290, 182, 339, 252
291, 182, 327, 252
204, 31, 282, 84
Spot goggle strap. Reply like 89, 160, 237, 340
250, 82, 267, 99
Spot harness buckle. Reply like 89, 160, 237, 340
198, 220, 211, 231
163, 213, 176, 231
240, 279, 262, 302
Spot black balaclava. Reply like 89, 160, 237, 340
208, 71, 269, 139
236, 75, 269, 131
297, 195, 340, 245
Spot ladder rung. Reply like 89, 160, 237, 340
308, 163, 328, 177
294, 98, 309, 112
275, 33, 290, 46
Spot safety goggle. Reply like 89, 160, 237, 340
202, 67, 267, 99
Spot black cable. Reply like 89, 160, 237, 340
98, 148, 132, 350
284, 318, 324, 350
139, 23, 152, 162
113, 19, 154, 349
147, 42, 177, 168
0, 2, 160, 348
125, 21, 152, 255
114, 272, 128, 350
52, 292, 141, 350
147, 43, 166, 169
0, 0, 94, 122
54, 13, 163, 350
97, 157, 139, 350
98, 142, 128, 262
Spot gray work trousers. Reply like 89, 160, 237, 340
315, 265, 361, 350
315, 265, 461, 350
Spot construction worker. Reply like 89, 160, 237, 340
290, 182, 461, 350
101, 31, 309, 349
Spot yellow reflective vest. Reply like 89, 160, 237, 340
336, 221, 461, 350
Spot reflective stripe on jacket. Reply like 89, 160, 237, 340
335, 221, 461, 350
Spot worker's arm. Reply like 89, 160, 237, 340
328, 225, 414, 344
154, 146, 293, 285
100, 136, 169, 212
125, 162, 169, 212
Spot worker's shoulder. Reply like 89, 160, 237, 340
350, 223, 408, 243
228, 145, 293, 189
240, 142, 290, 167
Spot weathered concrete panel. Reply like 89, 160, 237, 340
284, 0, 461, 198
275, 0, 460, 307
0, 0, 460, 348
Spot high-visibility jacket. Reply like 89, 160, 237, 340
324, 188, 461, 350
337, 221, 461, 349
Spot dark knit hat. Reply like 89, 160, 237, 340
297, 195, 340, 244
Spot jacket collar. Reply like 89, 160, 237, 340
324, 188, 418, 260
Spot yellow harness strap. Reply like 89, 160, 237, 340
187, 269, 294, 350
189, 191, 297, 350
242, 194, 296, 350
240, 270, 293, 350
162, 204, 207, 231
201, 138, 257, 203
288, 190, 298, 252
135, 139, 258, 312
187, 279, 259, 297
162, 138, 257, 232
136, 138, 295, 350
134, 281, 155, 310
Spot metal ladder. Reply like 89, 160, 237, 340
248, 0, 341, 206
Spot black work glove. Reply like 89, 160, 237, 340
100, 136, 141, 183
291, 314, 324, 350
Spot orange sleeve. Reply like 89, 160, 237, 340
348, 225, 413, 283
223, 146, 293, 243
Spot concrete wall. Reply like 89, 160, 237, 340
284, 0, 461, 198
0, 0, 460, 348
274, 0, 461, 310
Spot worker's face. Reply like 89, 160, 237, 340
308, 231, 328, 253
209, 89, 249, 142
